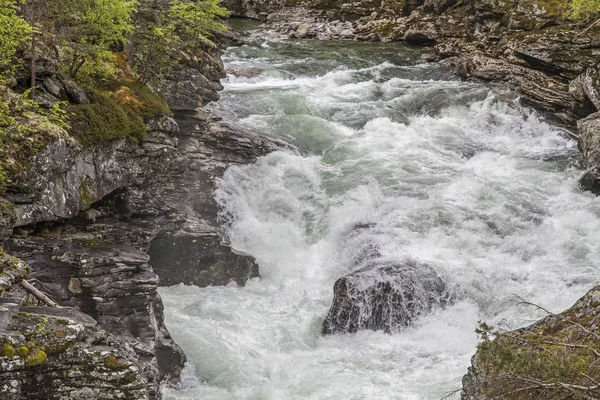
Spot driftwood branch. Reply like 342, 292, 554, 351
19, 280, 62, 308
575, 18, 600, 39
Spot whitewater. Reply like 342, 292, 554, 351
161, 23, 600, 400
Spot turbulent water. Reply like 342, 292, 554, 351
160, 21, 600, 400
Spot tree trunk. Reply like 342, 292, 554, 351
30, 34, 37, 99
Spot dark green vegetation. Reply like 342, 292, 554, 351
0, 0, 229, 193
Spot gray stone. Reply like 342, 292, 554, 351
578, 112, 600, 194
0, 305, 151, 400
322, 260, 449, 334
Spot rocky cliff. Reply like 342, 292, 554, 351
0, 11, 279, 400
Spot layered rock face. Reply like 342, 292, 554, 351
0, 8, 278, 400
0, 306, 151, 400
322, 260, 449, 334
221, 0, 600, 191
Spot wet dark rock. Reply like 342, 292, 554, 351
0, 114, 281, 392
578, 112, 600, 195
3, 237, 185, 395
322, 260, 449, 334
446, 55, 586, 125
149, 235, 259, 287
146, 121, 278, 287
154, 50, 226, 111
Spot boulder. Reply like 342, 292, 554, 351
322, 260, 449, 334
578, 112, 600, 194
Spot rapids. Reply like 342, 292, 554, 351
160, 21, 600, 400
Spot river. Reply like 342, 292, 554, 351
160, 21, 600, 400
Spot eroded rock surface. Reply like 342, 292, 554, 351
0, 305, 151, 400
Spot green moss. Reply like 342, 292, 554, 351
79, 178, 94, 207
113, 82, 172, 120
2, 343, 15, 357
15, 346, 29, 358
67, 89, 147, 146
104, 355, 126, 370
122, 372, 138, 384
24, 348, 47, 367
0, 89, 68, 195
37, 316, 48, 333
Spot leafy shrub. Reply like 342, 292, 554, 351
571, 0, 600, 19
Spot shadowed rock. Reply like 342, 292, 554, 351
322, 260, 449, 334
578, 113, 600, 195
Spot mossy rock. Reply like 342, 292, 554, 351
466, 286, 600, 399
16, 346, 29, 358
24, 348, 47, 367
104, 355, 126, 370
68, 89, 147, 146
2, 343, 15, 357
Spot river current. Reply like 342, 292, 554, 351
160, 22, 600, 400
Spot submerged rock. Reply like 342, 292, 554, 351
322, 260, 449, 334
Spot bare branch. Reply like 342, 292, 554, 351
19, 280, 62, 308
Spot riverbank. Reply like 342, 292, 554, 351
0, 2, 278, 398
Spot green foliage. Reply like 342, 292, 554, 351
570, 0, 600, 19
169, 0, 230, 44
21, 0, 137, 79
0, 0, 32, 79
131, 0, 229, 84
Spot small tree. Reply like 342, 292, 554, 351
130, 0, 229, 84
0, 0, 32, 81
58, 0, 138, 78
20, 0, 138, 80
